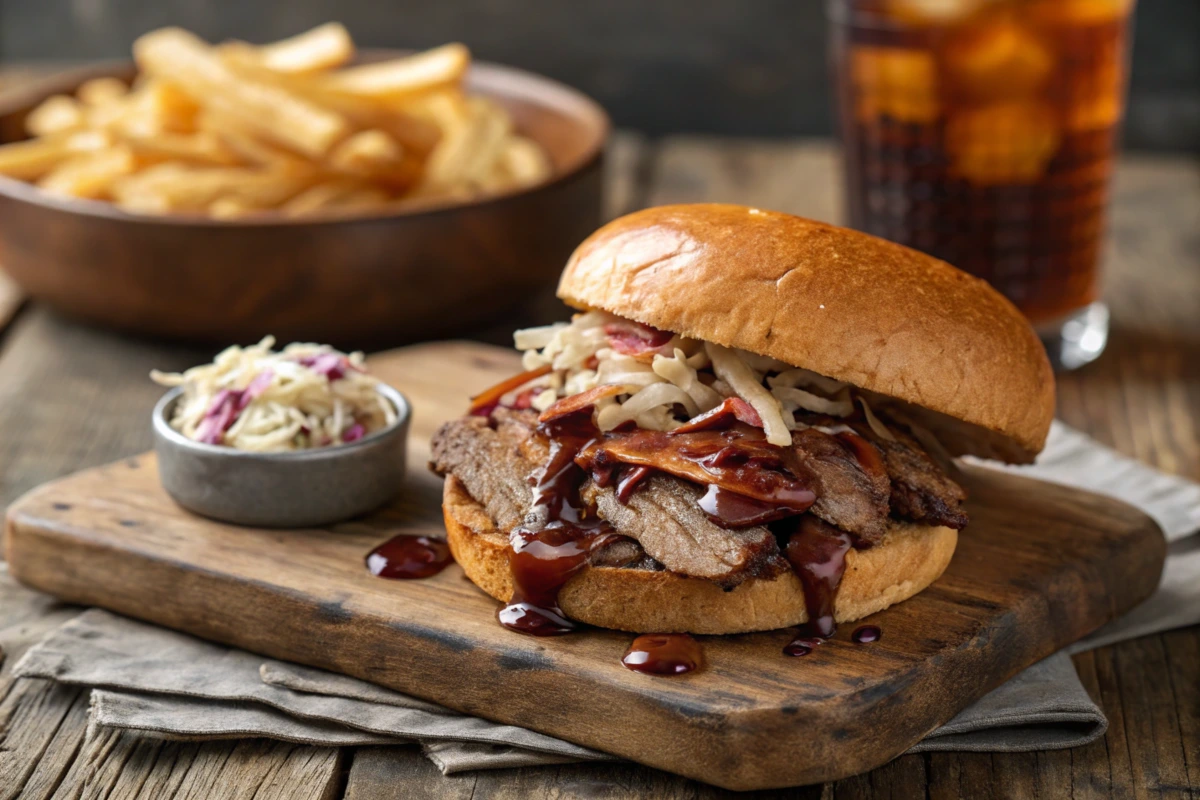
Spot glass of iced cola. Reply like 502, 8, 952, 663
830, 0, 1136, 369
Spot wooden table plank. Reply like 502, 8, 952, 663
0, 312, 210, 510
47, 730, 343, 800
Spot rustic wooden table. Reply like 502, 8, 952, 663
1, 72, 1197, 800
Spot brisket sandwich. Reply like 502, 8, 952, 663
431, 204, 1055, 637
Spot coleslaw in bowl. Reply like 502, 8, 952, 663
151, 338, 411, 527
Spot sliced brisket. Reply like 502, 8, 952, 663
856, 425, 969, 530
430, 411, 781, 584
583, 475, 785, 586
430, 414, 534, 533
790, 428, 892, 543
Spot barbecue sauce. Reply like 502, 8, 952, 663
490, 387, 883, 661
835, 431, 888, 483
577, 424, 817, 520
498, 410, 615, 636
622, 633, 704, 675
699, 484, 799, 527
852, 625, 881, 644
782, 516, 855, 654
366, 535, 454, 579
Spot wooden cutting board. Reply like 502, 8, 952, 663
3, 341, 1166, 791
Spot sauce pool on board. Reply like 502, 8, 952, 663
852, 625, 882, 644
622, 633, 704, 675
366, 535, 454, 580
782, 516, 855, 655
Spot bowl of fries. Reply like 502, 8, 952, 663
0, 24, 608, 344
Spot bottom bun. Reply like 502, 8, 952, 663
442, 475, 957, 634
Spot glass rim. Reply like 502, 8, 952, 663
825, 0, 1138, 30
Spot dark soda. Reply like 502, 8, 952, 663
831, 0, 1134, 326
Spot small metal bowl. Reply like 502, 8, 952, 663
152, 384, 411, 528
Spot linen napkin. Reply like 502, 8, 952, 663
12, 422, 1200, 775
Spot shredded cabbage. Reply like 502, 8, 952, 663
511, 312, 884, 447
858, 397, 896, 441
705, 343, 792, 446
151, 336, 396, 451
772, 386, 854, 420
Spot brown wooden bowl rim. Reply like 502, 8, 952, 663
0, 54, 610, 228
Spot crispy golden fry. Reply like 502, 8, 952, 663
217, 45, 443, 158
26, 95, 85, 136
419, 96, 511, 192
134, 27, 350, 157
113, 163, 317, 213
400, 89, 470, 130
8, 24, 550, 219
208, 197, 256, 218
326, 129, 419, 189
317, 43, 469, 99
76, 77, 129, 107
121, 131, 239, 167
37, 147, 137, 198
495, 136, 553, 186
282, 179, 390, 216
128, 81, 202, 134
0, 130, 111, 180
250, 22, 355, 74
84, 80, 201, 137
194, 109, 302, 167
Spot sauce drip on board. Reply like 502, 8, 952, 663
782, 516, 855, 655
852, 625, 882, 644
497, 407, 615, 636
366, 535, 454, 579
622, 633, 704, 675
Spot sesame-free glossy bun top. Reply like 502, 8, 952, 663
557, 204, 1055, 462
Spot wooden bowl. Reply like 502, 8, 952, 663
0, 58, 608, 345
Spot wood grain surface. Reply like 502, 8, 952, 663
4, 340, 1167, 790
0, 65, 1195, 794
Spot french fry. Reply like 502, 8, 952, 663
251, 22, 355, 74
419, 96, 511, 191
400, 89, 470, 130
87, 80, 201, 137
120, 131, 239, 167
327, 129, 419, 189
113, 163, 317, 213
218, 45, 443, 158
208, 197, 255, 218
134, 27, 351, 157
26, 95, 85, 136
7, 24, 551, 219
216, 129, 307, 168
0, 130, 111, 181
37, 147, 137, 198
316, 43, 469, 99
282, 179, 390, 216
491, 136, 552, 188
76, 77, 129, 107
128, 80, 202, 134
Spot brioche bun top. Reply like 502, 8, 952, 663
557, 204, 1055, 463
